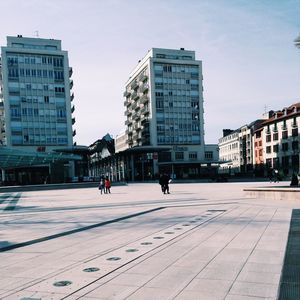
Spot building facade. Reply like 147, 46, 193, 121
120, 48, 218, 180
0, 35, 76, 181
259, 104, 300, 176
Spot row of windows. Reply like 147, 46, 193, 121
7, 55, 63, 67
157, 135, 200, 144
266, 129, 298, 142
155, 77, 199, 84
154, 64, 199, 74
8, 68, 64, 80
11, 135, 68, 145
266, 141, 299, 153
11, 107, 66, 117
155, 90, 199, 97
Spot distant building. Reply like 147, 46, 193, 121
120, 48, 218, 180
219, 120, 264, 175
256, 103, 300, 176
0, 35, 76, 182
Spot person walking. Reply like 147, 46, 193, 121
105, 176, 111, 194
159, 173, 170, 194
98, 176, 105, 194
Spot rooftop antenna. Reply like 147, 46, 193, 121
264, 104, 268, 114
34, 30, 39, 37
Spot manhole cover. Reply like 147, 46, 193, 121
153, 236, 164, 239
164, 232, 174, 234
83, 267, 100, 272
107, 257, 121, 261
126, 248, 139, 252
53, 280, 72, 287
141, 242, 153, 245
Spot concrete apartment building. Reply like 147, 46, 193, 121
0, 35, 76, 182
118, 48, 218, 180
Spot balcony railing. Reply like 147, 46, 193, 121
123, 91, 131, 97
138, 73, 148, 82
131, 81, 139, 90
69, 67, 73, 77
71, 105, 75, 113
70, 93, 74, 102
72, 117, 76, 125
140, 94, 149, 104
70, 80, 74, 89
73, 129, 76, 136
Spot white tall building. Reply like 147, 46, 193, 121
0, 35, 76, 181
0, 35, 75, 150
120, 48, 218, 180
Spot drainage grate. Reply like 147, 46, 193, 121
141, 242, 152, 245
107, 257, 121, 261
83, 267, 100, 272
164, 232, 174, 234
153, 236, 164, 239
53, 280, 72, 287
126, 249, 139, 252
278, 209, 300, 299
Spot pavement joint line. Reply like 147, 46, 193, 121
0, 206, 166, 252
63, 208, 238, 299
9, 209, 231, 299
170, 205, 268, 299
3, 193, 22, 211
76, 205, 247, 300
224, 208, 279, 299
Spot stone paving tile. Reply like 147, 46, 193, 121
225, 295, 273, 300
175, 290, 228, 300
125, 286, 172, 300
237, 269, 281, 285
229, 281, 278, 298
241, 262, 283, 274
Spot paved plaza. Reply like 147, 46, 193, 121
0, 181, 298, 300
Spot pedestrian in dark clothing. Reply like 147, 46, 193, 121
98, 176, 105, 194
105, 176, 111, 194
159, 173, 170, 194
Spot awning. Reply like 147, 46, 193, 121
0, 147, 82, 170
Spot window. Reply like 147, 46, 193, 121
282, 130, 288, 139
282, 143, 289, 151
205, 151, 213, 159
273, 144, 279, 153
292, 141, 299, 150
175, 152, 184, 160
189, 152, 197, 160
266, 134, 271, 142
44, 96, 49, 103
273, 133, 278, 141
266, 146, 271, 153
292, 128, 298, 137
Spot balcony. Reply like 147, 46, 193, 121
131, 102, 137, 110
69, 67, 73, 77
70, 80, 74, 90
73, 129, 76, 136
138, 73, 148, 82
70, 93, 74, 102
141, 107, 149, 114
123, 90, 131, 97
140, 83, 149, 93
71, 105, 75, 113
125, 119, 132, 125
72, 117, 76, 125
131, 91, 139, 100
124, 99, 131, 106
140, 94, 149, 104
131, 81, 139, 90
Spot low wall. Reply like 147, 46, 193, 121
244, 186, 300, 201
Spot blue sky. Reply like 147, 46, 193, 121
0, 0, 299, 145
